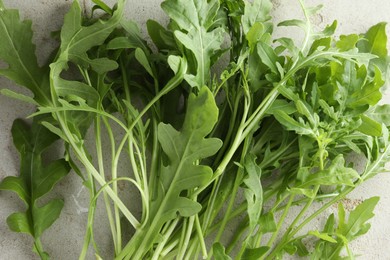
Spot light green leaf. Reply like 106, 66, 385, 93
300, 155, 360, 187
337, 34, 359, 51
241, 0, 273, 34
337, 196, 379, 241
0, 119, 70, 243
358, 115, 382, 137
246, 22, 264, 50
213, 243, 232, 260
0, 89, 38, 105
6, 212, 32, 235
0, 1, 50, 105
368, 104, 390, 126
309, 230, 337, 243
127, 87, 222, 257
358, 22, 388, 58
162, 0, 224, 88
278, 19, 306, 29
258, 212, 277, 233
266, 99, 297, 115
243, 154, 263, 232
274, 110, 313, 136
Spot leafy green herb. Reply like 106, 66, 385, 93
0, 0, 389, 259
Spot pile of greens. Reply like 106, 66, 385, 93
1, 0, 389, 259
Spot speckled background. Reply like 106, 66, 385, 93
1, 0, 389, 259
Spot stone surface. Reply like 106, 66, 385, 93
0, 0, 389, 259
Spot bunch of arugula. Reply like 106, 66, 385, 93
1, 0, 390, 259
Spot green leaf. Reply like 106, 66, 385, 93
147, 19, 176, 51
274, 110, 313, 136
0, 119, 70, 251
284, 239, 308, 256
300, 155, 360, 187
242, 246, 269, 259
337, 197, 379, 241
162, 0, 225, 88
309, 230, 337, 243
246, 22, 264, 50
278, 19, 306, 29
257, 41, 280, 74
50, 0, 126, 104
243, 154, 263, 232
241, 0, 273, 34
357, 115, 382, 137
337, 34, 359, 51
125, 87, 222, 257
368, 104, 390, 126
33, 199, 64, 238
0, 89, 38, 105
258, 212, 277, 233
6, 212, 32, 234
347, 66, 383, 108
266, 99, 297, 115
0, 1, 50, 105
213, 243, 232, 260
135, 48, 154, 77
358, 22, 388, 58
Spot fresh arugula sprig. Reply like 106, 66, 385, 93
0, 118, 70, 259
1, 0, 390, 259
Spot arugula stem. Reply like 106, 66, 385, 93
262, 195, 295, 255
151, 219, 180, 260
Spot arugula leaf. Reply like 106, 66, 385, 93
243, 154, 263, 233
241, 0, 272, 35
311, 197, 379, 259
0, 119, 70, 259
0, 0, 50, 105
162, 0, 225, 88
119, 87, 222, 258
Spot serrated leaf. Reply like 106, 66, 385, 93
0, 1, 50, 105
50, 0, 126, 104
241, 0, 272, 34
337, 34, 359, 51
274, 110, 313, 136
127, 87, 222, 257
162, 0, 224, 88
0, 119, 70, 253
243, 154, 263, 232
300, 155, 360, 187
337, 196, 379, 241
